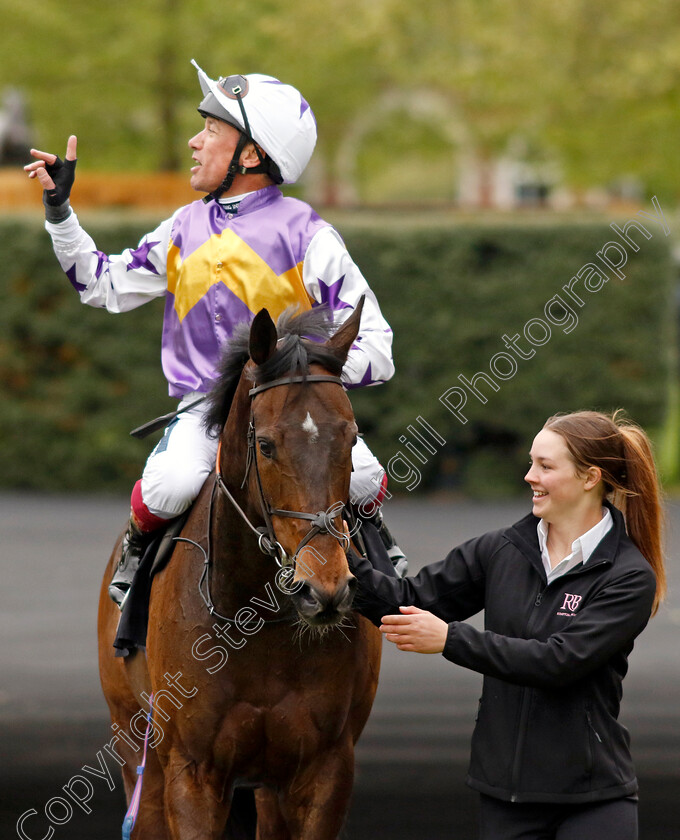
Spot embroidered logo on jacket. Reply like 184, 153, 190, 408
557, 593, 583, 616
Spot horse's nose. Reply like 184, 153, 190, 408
293, 577, 356, 624
339, 576, 357, 611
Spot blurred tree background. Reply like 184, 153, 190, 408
2, 0, 680, 494
2, 0, 680, 204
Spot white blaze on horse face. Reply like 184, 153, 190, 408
302, 411, 319, 443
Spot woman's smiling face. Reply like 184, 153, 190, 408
525, 428, 598, 524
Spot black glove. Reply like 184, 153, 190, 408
42, 155, 77, 207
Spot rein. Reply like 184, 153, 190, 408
186, 372, 349, 625
175, 483, 295, 625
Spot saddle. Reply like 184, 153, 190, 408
113, 512, 189, 657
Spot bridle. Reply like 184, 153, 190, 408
180, 371, 352, 624
214, 373, 351, 569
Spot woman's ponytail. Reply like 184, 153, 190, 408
615, 419, 666, 614
544, 410, 666, 615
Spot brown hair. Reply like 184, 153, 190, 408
543, 410, 666, 615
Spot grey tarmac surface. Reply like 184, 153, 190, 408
1, 492, 679, 839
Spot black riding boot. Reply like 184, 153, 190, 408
350, 505, 408, 578
109, 518, 153, 609
370, 508, 408, 578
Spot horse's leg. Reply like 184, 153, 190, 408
253, 788, 290, 840
105, 714, 168, 840
277, 741, 356, 840
100, 667, 170, 840
162, 752, 233, 840
98, 542, 170, 840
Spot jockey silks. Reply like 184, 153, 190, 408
44, 184, 394, 398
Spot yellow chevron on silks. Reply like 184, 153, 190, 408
167, 228, 313, 324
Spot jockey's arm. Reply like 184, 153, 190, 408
44, 210, 171, 313
303, 227, 395, 389
27, 135, 169, 312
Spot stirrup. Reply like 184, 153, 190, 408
109, 583, 133, 611
375, 512, 408, 579
109, 561, 140, 610
387, 548, 409, 579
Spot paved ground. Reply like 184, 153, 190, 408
1, 493, 679, 839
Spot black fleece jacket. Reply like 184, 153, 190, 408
350, 502, 657, 803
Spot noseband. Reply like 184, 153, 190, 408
214, 374, 351, 569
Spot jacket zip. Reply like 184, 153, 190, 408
510, 688, 530, 801
509, 565, 611, 799
510, 583, 548, 799
586, 707, 603, 776
586, 709, 603, 744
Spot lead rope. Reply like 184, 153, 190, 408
121, 693, 154, 840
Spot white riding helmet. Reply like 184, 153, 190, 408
191, 59, 317, 186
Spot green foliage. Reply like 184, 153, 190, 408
356, 113, 458, 203
0, 213, 674, 495
4, 0, 680, 198
338, 217, 675, 495
0, 216, 172, 491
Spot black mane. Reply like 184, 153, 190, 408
203, 306, 346, 436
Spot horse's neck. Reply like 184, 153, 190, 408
208, 378, 272, 609
208, 500, 273, 616
220, 375, 252, 489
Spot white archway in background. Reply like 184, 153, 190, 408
332, 88, 476, 206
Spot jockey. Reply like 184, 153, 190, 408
26, 61, 407, 609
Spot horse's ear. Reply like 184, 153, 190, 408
327, 296, 365, 362
249, 309, 278, 366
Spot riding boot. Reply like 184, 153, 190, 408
109, 517, 154, 610
370, 508, 408, 578
351, 505, 408, 578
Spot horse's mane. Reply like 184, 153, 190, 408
203, 305, 346, 437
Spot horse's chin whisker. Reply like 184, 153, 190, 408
334, 616, 355, 643
292, 613, 356, 646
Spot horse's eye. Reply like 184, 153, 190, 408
258, 439, 274, 459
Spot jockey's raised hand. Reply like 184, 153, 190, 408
24, 135, 78, 221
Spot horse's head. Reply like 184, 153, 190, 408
206, 302, 365, 628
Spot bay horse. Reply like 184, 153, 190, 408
97, 301, 382, 839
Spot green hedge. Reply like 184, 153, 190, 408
0, 213, 675, 495
343, 219, 676, 495
0, 216, 172, 492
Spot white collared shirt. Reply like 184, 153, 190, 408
537, 507, 613, 583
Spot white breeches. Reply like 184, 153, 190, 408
141, 395, 385, 519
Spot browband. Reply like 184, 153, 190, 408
248, 374, 343, 397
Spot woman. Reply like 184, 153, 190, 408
349, 410, 666, 840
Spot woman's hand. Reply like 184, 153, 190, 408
380, 605, 448, 654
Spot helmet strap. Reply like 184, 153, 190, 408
202, 85, 276, 204
203, 133, 250, 203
